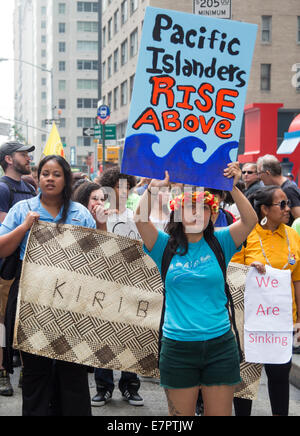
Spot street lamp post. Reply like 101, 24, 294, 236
0, 57, 54, 119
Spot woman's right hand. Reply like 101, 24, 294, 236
22, 212, 40, 231
250, 261, 266, 275
148, 171, 170, 190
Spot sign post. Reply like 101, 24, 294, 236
97, 105, 111, 171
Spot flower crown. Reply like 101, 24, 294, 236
169, 191, 219, 215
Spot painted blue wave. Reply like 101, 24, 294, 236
121, 133, 239, 190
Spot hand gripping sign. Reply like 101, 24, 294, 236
121, 7, 257, 190
244, 265, 293, 364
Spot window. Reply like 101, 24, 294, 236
59, 42, 66, 52
114, 87, 119, 110
41, 6, 47, 15
130, 0, 138, 15
102, 61, 106, 82
41, 49, 46, 58
130, 28, 138, 58
77, 79, 98, 89
58, 3, 66, 14
77, 21, 98, 32
113, 48, 119, 73
261, 16, 272, 43
59, 99, 66, 109
77, 118, 95, 128
108, 55, 112, 78
59, 61, 66, 71
41, 35, 46, 43
59, 118, 66, 128
121, 39, 128, 66
298, 17, 300, 43
108, 91, 112, 109
41, 78, 47, 86
121, 0, 128, 25
102, 26, 106, 48
261, 64, 271, 91
130, 74, 135, 98
77, 137, 92, 147
77, 2, 98, 12
59, 80, 66, 91
77, 60, 98, 70
121, 80, 128, 106
114, 9, 119, 34
59, 23, 66, 33
77, 40, 98, 51
77, 98, 98, 108
108, 18, 112, 41
41, 92, 47, 100
41, 21, 46, 29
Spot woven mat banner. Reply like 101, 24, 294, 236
13, 222, 262, 398
227, 262, 263, 400
14, 222, 164, 378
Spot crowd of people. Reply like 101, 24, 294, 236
0, 140, 299, 416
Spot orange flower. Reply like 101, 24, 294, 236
170, 191, 219, 215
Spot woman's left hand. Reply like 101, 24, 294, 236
224, 162, 242, 187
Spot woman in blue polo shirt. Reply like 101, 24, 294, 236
134, 163, 258, 416
0, 155, 96, 416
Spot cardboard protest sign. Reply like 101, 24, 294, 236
121, 7, 257, 189
244, 266, 293, 364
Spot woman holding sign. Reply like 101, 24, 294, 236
232, 186, 300, 416
134, 162, 257, 416
0, 155, 96, 416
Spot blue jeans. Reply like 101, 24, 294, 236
94, 369, 140, 394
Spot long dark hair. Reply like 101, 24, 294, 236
38, 155, 73, 225
164, 211, 215, 256
73, 181, 102, 209
248, 185, 282, 222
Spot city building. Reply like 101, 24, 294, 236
14, 0, 100, 166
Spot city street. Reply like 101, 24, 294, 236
1, 360, 299, 417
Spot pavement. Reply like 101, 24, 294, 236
0, 357, 300, 416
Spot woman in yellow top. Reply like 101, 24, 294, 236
232, 185, 300, 417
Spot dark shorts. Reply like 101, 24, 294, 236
159, 330, 241, 389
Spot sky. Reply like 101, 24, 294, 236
0, 2, 15, 142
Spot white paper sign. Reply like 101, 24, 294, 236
244, 265, 293, 364
244, 265, 293, 333
244, 330, 293, 364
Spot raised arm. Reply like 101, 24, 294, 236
134, 171, 169, 252
0, 212, 40, 258
224, 163, 258, 248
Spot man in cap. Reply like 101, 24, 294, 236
0, 141, 36, 397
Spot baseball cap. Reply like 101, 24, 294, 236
0, 141, 35, 162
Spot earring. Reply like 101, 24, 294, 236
260, 216, 268, 226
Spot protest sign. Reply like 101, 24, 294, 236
244, 265, 293, 364
121, 7, 257, 189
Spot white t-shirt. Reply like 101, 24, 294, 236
106, 208, 141, 240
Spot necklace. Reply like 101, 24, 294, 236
257, 227, 292, 270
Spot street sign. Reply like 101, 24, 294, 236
194, 0, 231, 19
44, 119, 61, 126
94, 124, 116, 140
83, 127, 95, 137
97, 105, 110, 124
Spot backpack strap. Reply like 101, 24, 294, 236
158, 239, 174, 367
0, 177, 36, 210
204, 233, 243, 363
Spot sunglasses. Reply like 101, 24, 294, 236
271, 200, 291, 210
242, 170, 257, 175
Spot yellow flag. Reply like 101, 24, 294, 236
43, 122, 65, 158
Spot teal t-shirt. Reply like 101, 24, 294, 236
144, 228, 239, 342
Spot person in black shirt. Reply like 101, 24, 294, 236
257, 154, 300, 226
0, 141, 36, 397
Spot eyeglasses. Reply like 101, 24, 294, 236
242, 171, 257, 175
271, 200, 291, 210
